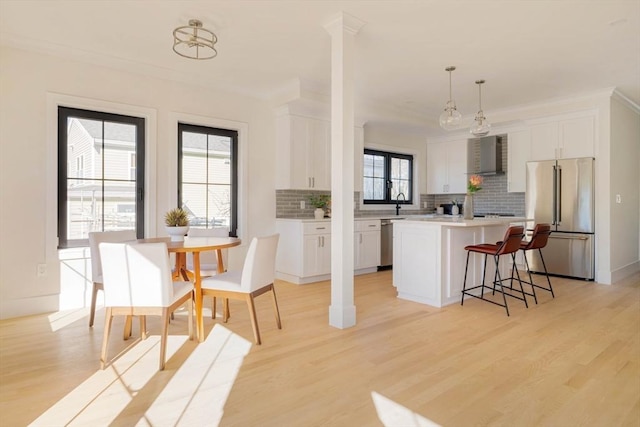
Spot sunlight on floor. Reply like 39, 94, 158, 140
372, 391, 441, 427
29, 325, 251, 427
140, 325, 252, 426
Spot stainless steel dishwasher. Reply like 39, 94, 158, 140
379, 219, 393, 269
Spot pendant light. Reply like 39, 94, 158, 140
439, 66, 462, 130
470, 79, 491, 136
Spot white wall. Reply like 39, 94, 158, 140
0, 46, 277, 319
609, 97, 640, 281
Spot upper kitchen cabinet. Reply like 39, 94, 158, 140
276, 113, 331, 190
529, 113, 595, 161
507, 129, 530, 192
427, 139, 467, 194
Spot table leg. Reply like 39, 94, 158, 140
216, 249, 230, 320
193, 252, 204, 342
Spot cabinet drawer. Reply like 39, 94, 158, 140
355, 219, 381, 231
303, 222, 331, 235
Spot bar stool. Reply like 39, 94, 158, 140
518, 223, 554, 300
461, 225, 527, 316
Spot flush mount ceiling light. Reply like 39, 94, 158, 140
470, 79, 491, 136
439, 66, 462, 130
173, 19, 217, 60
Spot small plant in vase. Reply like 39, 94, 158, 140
308, 194, 330, 220
165, 207, 189, 241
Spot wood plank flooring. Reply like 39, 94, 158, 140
1, 271, 638, 426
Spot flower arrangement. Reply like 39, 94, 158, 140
308, 194, 331, 209
467, 174, 483, 194
164, 207, 189, 227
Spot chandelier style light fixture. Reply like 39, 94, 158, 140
470, 79, 491, 136
173, 19, 217, 60
439, 66, 462, 130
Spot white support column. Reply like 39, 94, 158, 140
324, 12, 365, 329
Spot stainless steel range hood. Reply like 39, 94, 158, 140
475, 135, 503, 175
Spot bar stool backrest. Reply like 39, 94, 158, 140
524, 223, 552, 250
496, 226, 525, 255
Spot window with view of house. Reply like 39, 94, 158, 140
58, 107, 145, 248
178, 123, 238, 237
363, 149, 413, 204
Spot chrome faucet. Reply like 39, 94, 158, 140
395, 192, 406, 216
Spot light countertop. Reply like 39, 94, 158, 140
396, 216, 530, 227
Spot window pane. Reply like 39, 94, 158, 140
66, 179, 101, 240
391, 158, 410, 180
182, 183, 211, 226
103, 122, 136, 180
208, 184, 231, 227
103, 180, 136, 231
67, 118, 102, 179
373, 178, 385, 200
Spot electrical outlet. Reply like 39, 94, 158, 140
37, 263, 47, 277
423, 201, 427, 208
300, 200, 306, 209
616, 194, 622, 204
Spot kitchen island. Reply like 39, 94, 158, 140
392, 216, 529, 307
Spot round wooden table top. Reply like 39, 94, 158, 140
137, 236, 242, 252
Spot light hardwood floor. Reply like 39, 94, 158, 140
1, 270, 639, 426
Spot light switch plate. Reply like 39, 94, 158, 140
616, 194, 622, 203
300, 200, 306, 209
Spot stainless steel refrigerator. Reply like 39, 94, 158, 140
525, 157, 595, 280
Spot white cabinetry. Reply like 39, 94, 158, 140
302, 223, 332, 277
276, 219, 331, 284
276, 218, 381, 284
529, 114, 595, 161
276, 114, 331, 190
354, 219, 381, 271
507, 129, 531, 192
427, 139, 468, 194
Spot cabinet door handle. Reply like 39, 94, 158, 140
316, 227, 326, 230
312, 177, 315, 187
308, 177, 312, 188
321, 236, 325, 247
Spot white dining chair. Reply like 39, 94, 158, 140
201, 233, 281, 345
99, 242, 193, 370
88, 230, 137, 327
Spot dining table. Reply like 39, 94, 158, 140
137, 236, 241, 342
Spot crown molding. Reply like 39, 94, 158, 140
612, 88, 640, 114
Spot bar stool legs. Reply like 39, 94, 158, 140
460, 226, 527, 316
517, 224, 554, 301
462, 252, 528, 316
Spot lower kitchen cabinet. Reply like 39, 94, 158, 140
355, 220, 381, 270
276, 218, 381, 284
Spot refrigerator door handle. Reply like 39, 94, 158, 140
552, 165, 557, 225
550, 234, 590, 240
557, 166, 562, 225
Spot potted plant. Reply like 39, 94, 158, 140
165, 207, 190, 241
308, 194, 330, 220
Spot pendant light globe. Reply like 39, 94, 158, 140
439, 66, 462, 130
470, 79, 491, 136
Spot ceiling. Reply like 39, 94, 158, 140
1, 1, 638, 135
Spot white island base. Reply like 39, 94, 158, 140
392, 217, 527, 307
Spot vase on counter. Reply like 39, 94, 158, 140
463, 194, 474, 220
314, 208, 325, 220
